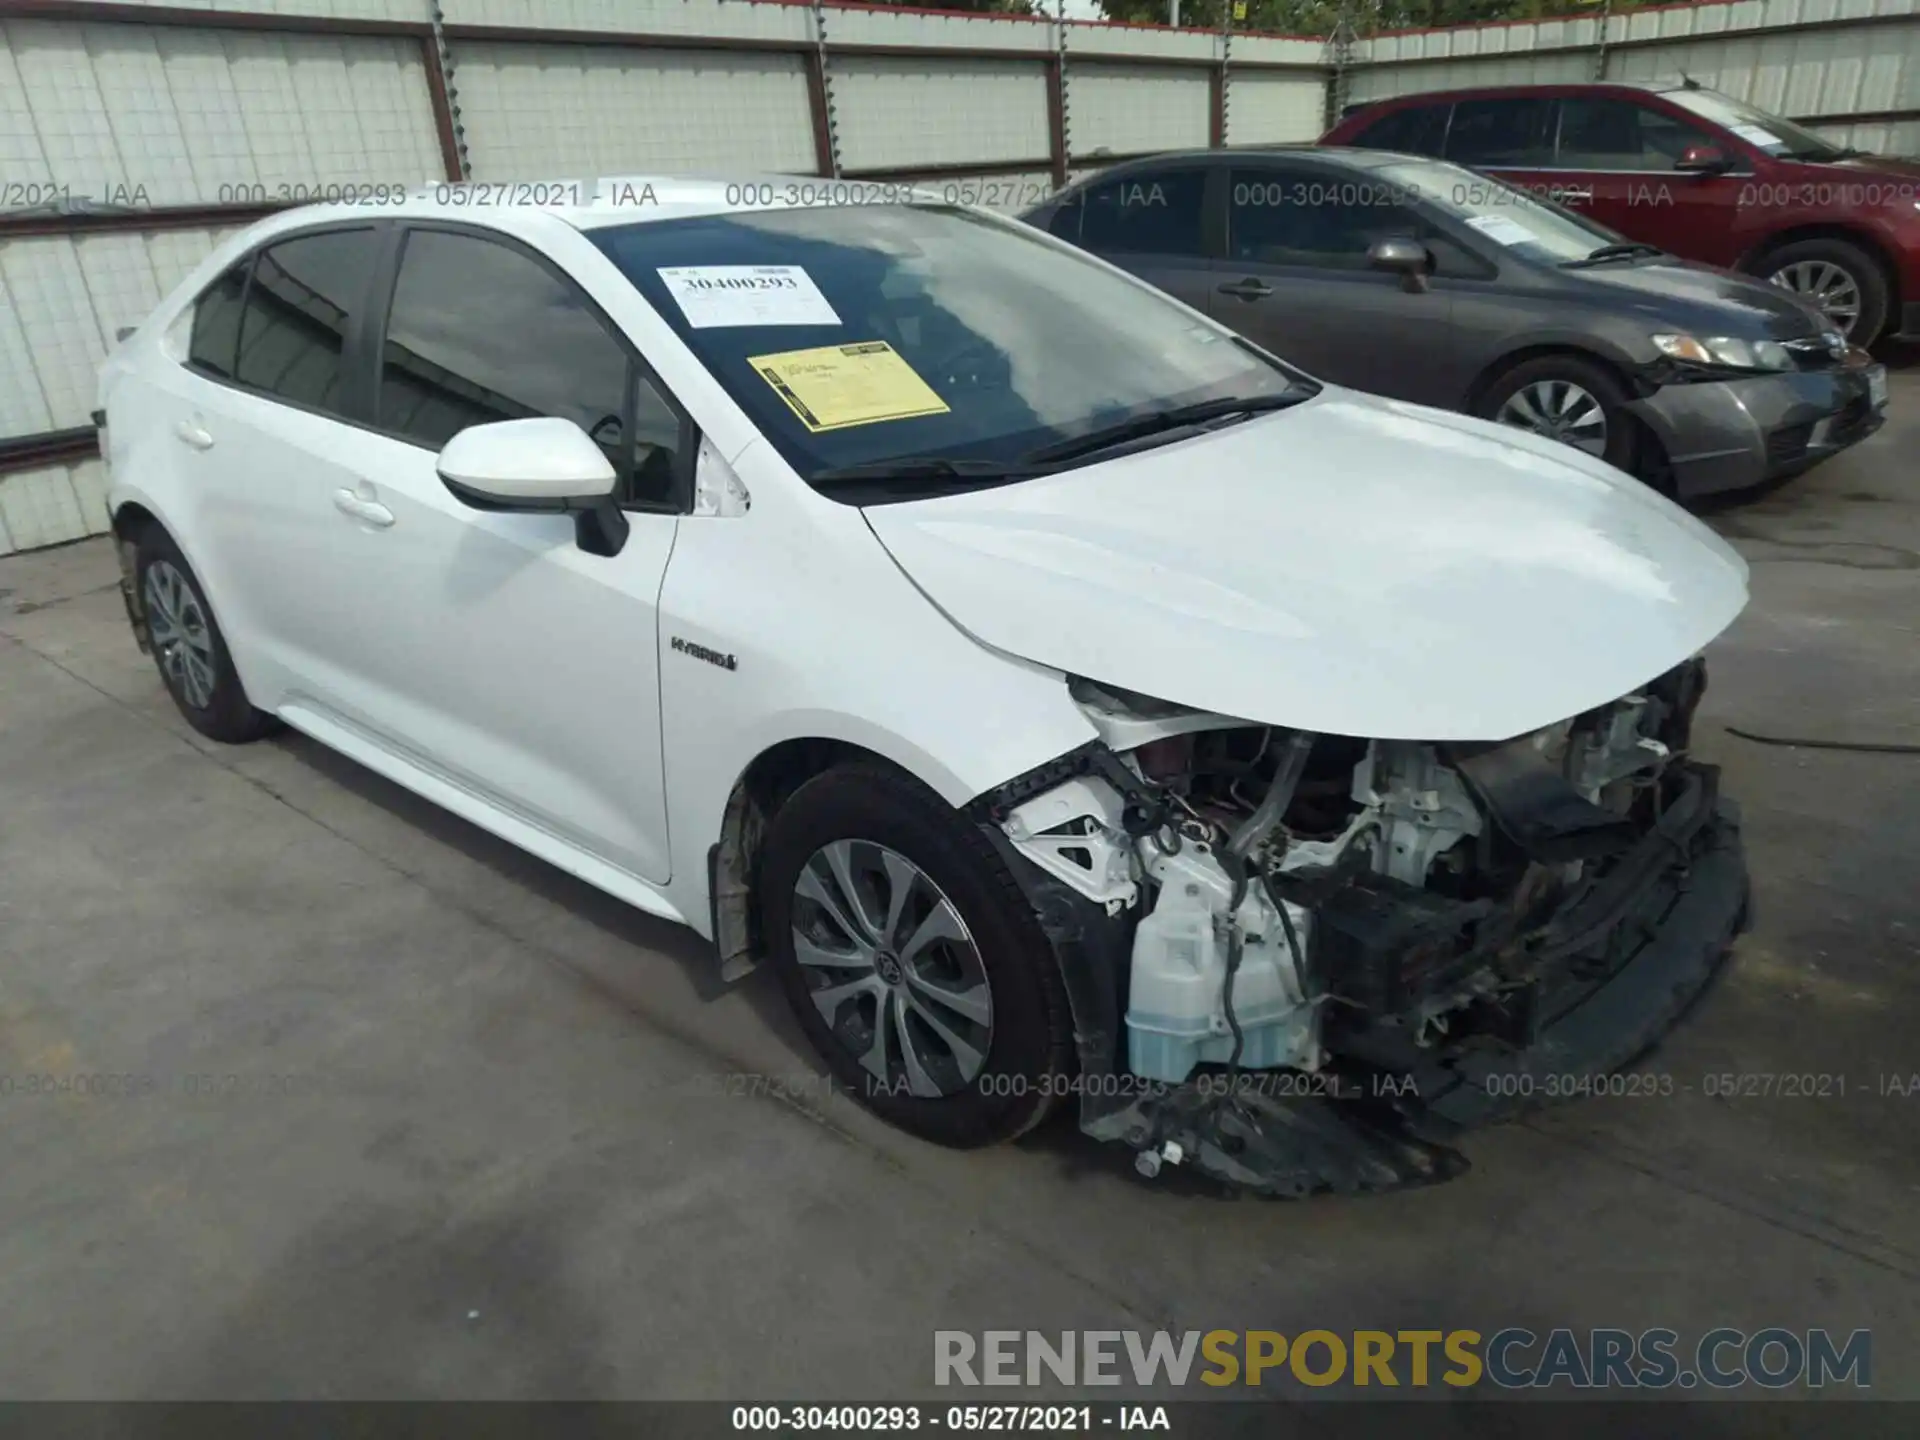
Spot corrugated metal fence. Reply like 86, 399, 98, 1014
2, 0, 1915, 554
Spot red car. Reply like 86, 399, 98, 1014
1323, 80, 1920, 344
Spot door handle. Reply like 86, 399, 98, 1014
1217, 278, 1274, 301
333, 490, 395, 528
174, 420, 214, 451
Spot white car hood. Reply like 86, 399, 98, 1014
862, 388, 1749, 742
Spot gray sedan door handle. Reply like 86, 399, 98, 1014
333, 490, 395, 528
174, 420, 214, 450
1217, 278, 1274, 301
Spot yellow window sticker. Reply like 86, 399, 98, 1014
747, 341, 951, 434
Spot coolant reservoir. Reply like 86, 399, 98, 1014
1124, 846, 1316, 1085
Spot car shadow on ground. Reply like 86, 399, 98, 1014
265, 729, 821, 1066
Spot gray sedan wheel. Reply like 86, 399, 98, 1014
1474, 353, 1639, 474
1494, 379, 1610, 457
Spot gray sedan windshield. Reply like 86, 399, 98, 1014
1377, 156, 1619, 264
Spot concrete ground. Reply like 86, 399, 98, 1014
1, 367, 1916, 1407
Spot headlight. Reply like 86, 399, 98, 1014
1652, 333, 1794, 373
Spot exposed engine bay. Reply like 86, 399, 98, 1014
976, 658, 1749, 1198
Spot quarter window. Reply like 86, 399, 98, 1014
187, 262, 249, 379
1078, 168, 1209, 257
233, 228, 378, 416
1445, 97, 1556, 168
377, 229, 682, 506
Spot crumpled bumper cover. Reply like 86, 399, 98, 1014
1076, 784, 1751, 1199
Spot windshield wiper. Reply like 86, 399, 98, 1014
1020, 390, 1309, 466
808, 456, 1039, 485
1562, 241, 1666, 269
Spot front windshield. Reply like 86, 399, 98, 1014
590, 205, 1303, 489
1372, 156, 1621, 265
1666, 88, 1847, 159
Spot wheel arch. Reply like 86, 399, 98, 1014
1737, 222, 1898, 287
706, 732, 971, 983
1461, 341, 1639, 414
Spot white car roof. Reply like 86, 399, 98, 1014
253, 174, 953, 238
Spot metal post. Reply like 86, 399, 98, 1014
1220, 0, 1234, 148
811, 0, 842, 178
427, 0, 470, 181
1593, 0, 1615, 81
1170, 0, 1181, 27
1056, 0, 1072, 185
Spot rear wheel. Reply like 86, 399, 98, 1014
133, 526, 278, 744
1474, 354, 1639, 473
1753, 237, 1889, 343
759, 763, 1074, 1147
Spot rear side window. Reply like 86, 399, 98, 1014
1445, 97, 1556, 167
1078, 168, 1209, 257
187, 262, 249, 378
234, 228, 379, 416
377, 228, 682, 506
1351, 103, 1449, 157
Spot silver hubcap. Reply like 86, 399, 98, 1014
1495, 379, 1609, 456
144, 559, 217, 709
791, 839, 993, 1098
1769, 260, 1861, 334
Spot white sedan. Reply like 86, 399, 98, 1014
99, 177, 1753, 1195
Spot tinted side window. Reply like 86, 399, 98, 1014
378, 229, 681, 505
1078, 168, 1209, 256
1228, 168, 1421, 271
1045, 198, 1083, 243
234, 228, 378, 416
1445, 97, 1556, 167
188, 262, 249, 379
1556, 98, 1716, 171
1353, 103, 1449, 157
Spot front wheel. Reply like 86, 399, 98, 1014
759, 763, 1075, 1147
1753, 237, 1889, 343
1474, 354, 1639, 474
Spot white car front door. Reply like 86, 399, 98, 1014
287, 224, 683, 886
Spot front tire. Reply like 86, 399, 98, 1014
759, 763, 1075, 1147
1753, 237, 1888, 343
1474, 353, 1640, 474
133, 526, 277, 744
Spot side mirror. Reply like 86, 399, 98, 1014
1675, 144, 1733, 175
437, 417, 629, 557
1368, 236, 1433, 294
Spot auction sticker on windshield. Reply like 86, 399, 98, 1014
749, 341, 951, 433
1462, 214, 1538, 248
658, 265, 840, 329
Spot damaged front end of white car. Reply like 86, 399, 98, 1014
975, 664, 1749, 1198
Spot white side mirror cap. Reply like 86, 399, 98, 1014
436, 417, 618, 507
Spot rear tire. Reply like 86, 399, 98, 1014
759, 763, 1075, 1147
1751, 237, 1889, 344
1473, 353, 1640, 475
133, 525, 278, 744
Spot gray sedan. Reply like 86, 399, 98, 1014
1024, 148, 1889, 498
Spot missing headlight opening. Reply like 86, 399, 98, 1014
986, 663, 1745, 1198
